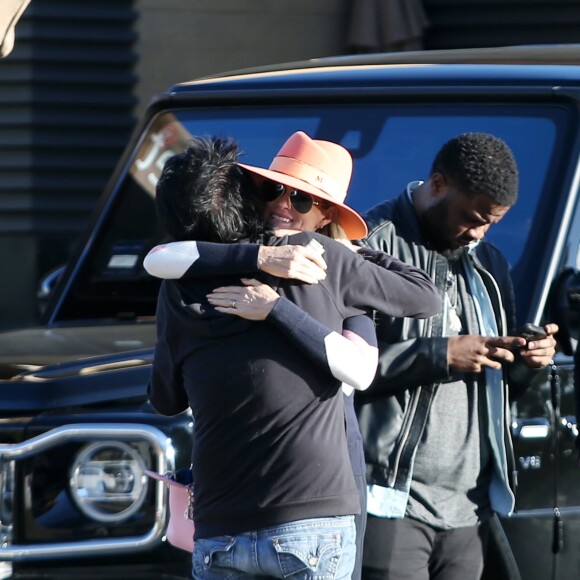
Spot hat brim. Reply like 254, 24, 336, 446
239, 163, 368, 240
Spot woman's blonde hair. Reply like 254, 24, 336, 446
317, 217, 349, 242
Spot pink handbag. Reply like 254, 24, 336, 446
146, 469, 195, 552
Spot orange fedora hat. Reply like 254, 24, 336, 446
239, 131, 368, 240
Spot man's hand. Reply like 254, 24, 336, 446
257, 245, 327, 284
448, 335, 526, 372
518, 323, 559, 368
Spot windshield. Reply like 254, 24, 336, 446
54, 101, 574, 325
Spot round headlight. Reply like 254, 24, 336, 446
69, 441, 148, 523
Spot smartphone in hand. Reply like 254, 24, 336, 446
516, 323, 547, 342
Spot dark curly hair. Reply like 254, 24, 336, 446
430, 132, 519, 206
155, 136, 272, 244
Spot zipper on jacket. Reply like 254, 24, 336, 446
387, 387, 421, 487
387, 253, 444, 488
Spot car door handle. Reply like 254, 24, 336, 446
511, 418, 550, 439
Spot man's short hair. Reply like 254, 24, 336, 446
430, 132, 519, 206
155, 136, 272, 243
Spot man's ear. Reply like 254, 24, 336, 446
430, 172, 448, 197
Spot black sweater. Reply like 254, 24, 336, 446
149, 231, 441, 538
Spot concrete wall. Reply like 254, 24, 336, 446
134, 0, 350, 116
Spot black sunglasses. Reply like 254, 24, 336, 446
260, 180, 323, 214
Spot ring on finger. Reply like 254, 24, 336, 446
231, 299, 236, 309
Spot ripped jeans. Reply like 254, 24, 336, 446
192, 515, 356, 579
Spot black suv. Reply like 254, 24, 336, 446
1, 45, 580, 580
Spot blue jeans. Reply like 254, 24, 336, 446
192, 515, 356, 579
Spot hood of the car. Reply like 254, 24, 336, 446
0, 323, 156, 411
0, 322, 156, 373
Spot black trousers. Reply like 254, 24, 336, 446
362, 515, 490, 580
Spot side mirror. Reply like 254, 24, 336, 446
37, 265, 65, 317
549, 267, 580, 356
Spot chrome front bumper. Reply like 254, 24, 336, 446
0, 423, 174, 561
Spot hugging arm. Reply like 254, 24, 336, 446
143, 241, 260, 279
143, 240, 327, 284
144, 239, 441, 319
146, 241, 379, 389
208, 279, 378, 391
268, 298, 378, 391
337, 244, 441, 319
